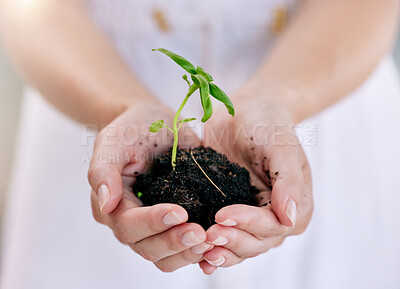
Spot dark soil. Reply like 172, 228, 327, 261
133, 147, 258, 229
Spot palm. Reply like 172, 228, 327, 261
204, 100, 313, 230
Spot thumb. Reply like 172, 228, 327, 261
270, 178, 301, 228
88, 161, 124, 214
262, 147, 304, 228
88, 131, 126, 214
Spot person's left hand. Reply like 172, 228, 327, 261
199, 88, 313, 275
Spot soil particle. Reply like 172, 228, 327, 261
134, 147, 258, 229
261, 200, 272, 207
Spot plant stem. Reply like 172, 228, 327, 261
171, 84, 198, 170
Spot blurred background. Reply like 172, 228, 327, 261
0, 45, 22, 236
1, 30, 400, 250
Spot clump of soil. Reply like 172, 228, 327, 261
134, 147, 258, 229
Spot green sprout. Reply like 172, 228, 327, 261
150, 48, 235, 171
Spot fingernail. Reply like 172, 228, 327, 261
163, 211, 184, 226
181, 231, 203, 246
191, 243, 213, 255
208, 236, 228, 246
98, 184, 110, 214
217, 219, 237, 226
286, 199, 297, 228
205, 255, 225, 266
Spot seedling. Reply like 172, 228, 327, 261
150, 48, 235, 170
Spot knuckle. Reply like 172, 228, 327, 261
87, 166, 97, 185
147, 208, 162, 233
133, 244, 159, 262
164, 232, 183, 253
181, 249, 201, 263
113, 221, 131, 243
259, 241, 274, 254
258, 225, 283, 239
113, 232, 128, 245
113, 212, 136, 243
240, 243, 266, 259
273, 238, 285, 248
253, 218, 274, 239
241, 217, 253, 233
226, 228, 240, 247
154, 262, 176, 273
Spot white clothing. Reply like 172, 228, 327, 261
1, 1, 400, 288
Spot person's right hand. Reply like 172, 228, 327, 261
88, 102, 213, 272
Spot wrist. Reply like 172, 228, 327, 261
96, 89, 158, 129
235, 79, 310, 123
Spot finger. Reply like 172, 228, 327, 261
199, 260, 218, 275
130, 223, 206, 262
88, 128, 130, 214
296, 163, 314, 234
88, 121, 153, 214
153, 243, 213, 273
91, 189, 140, 226
206, 224, 269, 258
103, 203, 189, 244
261, 145, 306, 228
214, 204, 289, 239
203, 246, 243, 268
88, 162, 124, 214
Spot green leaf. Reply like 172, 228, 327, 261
137, 192, 143, 198
150, 120, 164, 133
183, 74, 191, 87
195, 66, 214, 82
152, 48, 197, 74
209, 83, 235, 117
178, 117, 196, 123
191, 74, 213, 122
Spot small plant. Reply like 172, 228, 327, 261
135, 49, 256, 229
150, 48, 235, 171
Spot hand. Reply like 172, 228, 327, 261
199, 89, 313, 274
88, 102, 212, 272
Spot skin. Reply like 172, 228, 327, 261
198, 0, 400, 273
1, 0, 399, 274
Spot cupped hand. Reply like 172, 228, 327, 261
199, 90, 313, 274
88, 102, 212, 272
